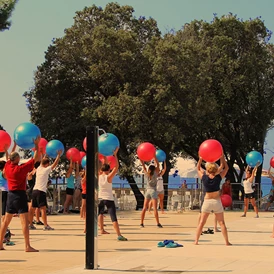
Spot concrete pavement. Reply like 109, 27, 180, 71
1, 210, 274, 274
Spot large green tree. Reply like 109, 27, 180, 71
0, 0, 17, 31
150, 14, 274, 197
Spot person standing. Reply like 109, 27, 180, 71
30, 151, 62, 230
0, 136, 41, 252
194, 154, 231, 246
241, 165, 259, 218
148, 161, 166, 214
63, 158, 74, 214
98, 148, 127, 241
264, 166, 274, 211
73, 162, 82, 210
140, 153, 163, 228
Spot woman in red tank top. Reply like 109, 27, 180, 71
221, 178, 232, 196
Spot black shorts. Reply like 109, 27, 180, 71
6, 191, 28, 214
26, 188, 33, 203
1, 191, 8, 215
98, 200, 117, 222
244, 193, 255, 199
82, 194, 86, 199
66, 187, 74, 196
32, 190, 47, 208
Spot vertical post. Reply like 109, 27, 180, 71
0, 190, 2, 227
85, 126, 98, 270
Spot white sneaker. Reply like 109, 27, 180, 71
43, 225, 54, 231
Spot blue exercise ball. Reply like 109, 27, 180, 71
156, 149, 166, 162
81, 155, 86, 168
245, 151, 263, 167
13, 122, 41, 149
46, 140, 64, 158
98, 133, 120, 156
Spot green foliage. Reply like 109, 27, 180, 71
24, 5, 274, 187
0, 0, 17, 31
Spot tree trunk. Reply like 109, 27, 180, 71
125, 175, 144, 210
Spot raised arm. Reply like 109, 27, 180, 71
11, 140, 17, 153
33, 136, 41, 163
197, 157, 204, 179
154, 152, 160, 174
75, 161, 80, 177
107, 147, 119, 182
219, 154, 229, 179
160, 160, 166, 176
4, 144, 9, 161
51, 150, 62, 170
65, 158, 73, 178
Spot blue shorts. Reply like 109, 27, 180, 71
145, 189, 158, 199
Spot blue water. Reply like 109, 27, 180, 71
51, 175, 272, 197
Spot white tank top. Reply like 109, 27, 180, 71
156, 176, 164, 192
98, 174, 113, 200
243, 178, 254, 194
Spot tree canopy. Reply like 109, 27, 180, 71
24, 4, 274, 204
0, 0, 17, 31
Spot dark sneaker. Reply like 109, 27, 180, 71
36, 221, 44, 225
157, 223, 163, 228
29, 225, 36, 230
140, 224, 144, 228
43, 225, 54, 231
117, 235, 127, 241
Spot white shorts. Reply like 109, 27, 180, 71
201, 199, 223, 214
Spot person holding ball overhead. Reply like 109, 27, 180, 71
195, 153, 231, 246
140, 153, 163, 228
241, 164, 259, 218
0, 136, 41, 252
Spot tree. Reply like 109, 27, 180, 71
24, 3, 162, 209
150, 14, 274, 197
0, 0, 17, 31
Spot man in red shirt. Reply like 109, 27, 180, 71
0, 136, 41, 252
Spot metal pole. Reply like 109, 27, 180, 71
85, 126, 98, 270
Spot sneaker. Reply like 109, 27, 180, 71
240, 214, 246, 217
255, 215, 259, 218
157, 223, 163, 228
43, 225, 54, 231
36, 221, 44, 225
29, 225, 36, 230
117, 235, 127, 241
140, 224, 144, 228
32, 221, 36, 224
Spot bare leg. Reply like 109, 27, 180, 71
194, 212, 210, 245
28, 206, 34, 225
214, 215, 220, 232
215, 212, 232, 246
241, 198, 248, 216
63, 194, 73, 213
98, 214, 109, 234
35, 208, 41, 222
271, 224, 274, 238
141, 199, 150, 225
19, 213, 39, 252
0, 213, 13, 250
158, 194, 165, 213
251, 198, 259, 216
152, 199, 160, 224
40, 206, 48, 226
112, 221, 121, 236
147, 200, 153, 213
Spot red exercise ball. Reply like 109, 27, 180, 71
106, 155, 116, 170
79, 151, 86, 162
221, 194, 232, 207
83, 137, 87, 151
0, 130, 11, 152
137, 142, 156, 162
98, 153, 105, 163
66, 147, 81, 163
270, 157, 274, 168
199, 139, 223, 162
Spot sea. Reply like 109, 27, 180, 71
52, 174, 272, 198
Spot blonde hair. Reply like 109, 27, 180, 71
205, 162, 218, 174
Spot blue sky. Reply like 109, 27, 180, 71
1, 0, 274, 167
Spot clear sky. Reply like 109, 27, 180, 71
1, 0, 274, 167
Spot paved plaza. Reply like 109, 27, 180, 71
0, 210, 274, 274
